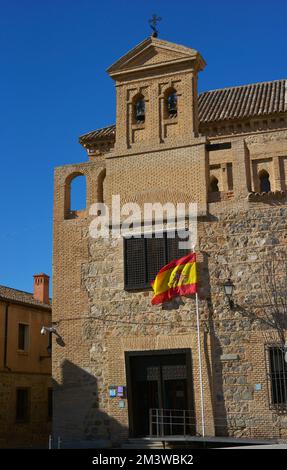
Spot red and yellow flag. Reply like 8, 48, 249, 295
151, 253, 197, 305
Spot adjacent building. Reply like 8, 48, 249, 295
52, 35, 287, 447
0, 274, 52, 448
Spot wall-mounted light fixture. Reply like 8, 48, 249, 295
40, 326, 58, 358
223, 279, 235, 309
41, 326, 58, 336
40, 324, 65, 349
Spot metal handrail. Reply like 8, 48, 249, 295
149, 408, 195, 437
149, 408, 273, 438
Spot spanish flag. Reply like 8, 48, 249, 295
151, 253, 198, 305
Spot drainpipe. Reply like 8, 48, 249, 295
3, 302, 10, 370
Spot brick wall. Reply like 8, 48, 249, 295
52, 198, 287, 444
52, 37, 287, 446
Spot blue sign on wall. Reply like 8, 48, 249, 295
109, 386, 117, 397
109, 385, 126, 398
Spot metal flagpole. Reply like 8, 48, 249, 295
196, 291, 205, 437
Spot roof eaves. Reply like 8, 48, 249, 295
0, 295, 52, 311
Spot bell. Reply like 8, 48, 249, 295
135, 99, 145, 122
167, 93, 177, 115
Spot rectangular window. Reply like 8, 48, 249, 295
18, 324, 29, 351
268, 346, 287, 411
47, 332, 52, 356
48, 388, 53, 420
206, 142, 232, 151
124, 232, 189, 290
16, 388, 30, 422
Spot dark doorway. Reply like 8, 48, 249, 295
125, 349, 194, 437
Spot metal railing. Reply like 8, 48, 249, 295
149, 409, 196, 437
149, 409, 275, 439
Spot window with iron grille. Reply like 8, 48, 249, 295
267, 346, 287, 412
124, 232, 189, 290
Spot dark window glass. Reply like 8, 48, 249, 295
124, 232, 189, 290
18, 324, 29, 351
47, 332, 52, 356
206, 142, 231, 151
268, 347, 287, 409
48, 389, 53, 420
16, 388, 30, 422
259, 170, 271, 193
210, 176, 219, 193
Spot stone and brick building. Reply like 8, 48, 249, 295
0, 274, 52, 447
52, 36, 287, 447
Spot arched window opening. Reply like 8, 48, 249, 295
70, 175, 86, 211
166, 90, 178, 117
134, 95, 145, 123
97, 169, 106, 204
259, 170, 271, 193
65, 173, 86, 218
210, 175, 219, 193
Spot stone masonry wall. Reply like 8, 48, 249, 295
52, 41, 287, 444
53, 198, 287, 445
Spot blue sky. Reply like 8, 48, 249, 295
0, 0, 287, 294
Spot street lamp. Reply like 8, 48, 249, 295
40, 324, 65, 348
40, 326, 58, 335
223, 279, 235, 309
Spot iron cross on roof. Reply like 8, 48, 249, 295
149, 14, 162, 38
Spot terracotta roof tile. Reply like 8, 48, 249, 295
79, 125, 116, 143
79, 79, 287, 143
199, 79, 286, 122
0, 285, 51, 309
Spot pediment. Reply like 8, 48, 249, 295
107, 37, 205, 76
122, 45, 194, 70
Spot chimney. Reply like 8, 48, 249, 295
33, 273, 50, 304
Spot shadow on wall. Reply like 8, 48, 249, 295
198, 252, 229, 437
52, 360, 128, 448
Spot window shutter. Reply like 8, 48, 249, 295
167, 232, 189, 262
124, 232, 190, 291
124, 237, 146, 290
146, 236, 166, 283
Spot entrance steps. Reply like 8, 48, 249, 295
121, 438, 168, 449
